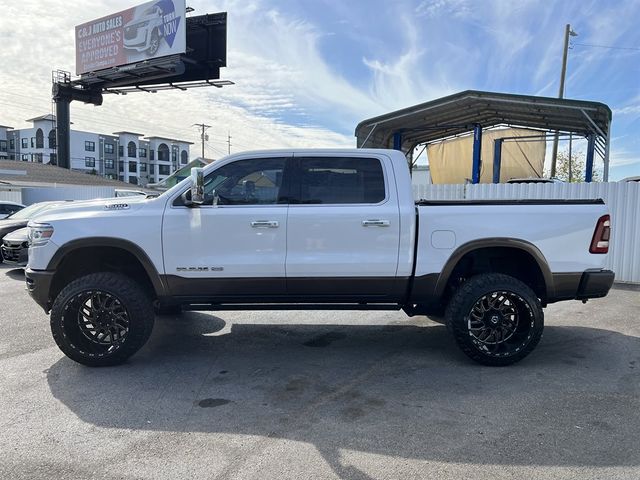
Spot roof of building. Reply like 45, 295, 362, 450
0, 124, 14, 129
112, 131, 144, 137
355, 90, 612, 152
26, 114, 56, 123
144, 136, 195, 144
0, 160, 143, 188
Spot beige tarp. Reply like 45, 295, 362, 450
427, 128, 546, 184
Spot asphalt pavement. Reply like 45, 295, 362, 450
1, 263, 639, 480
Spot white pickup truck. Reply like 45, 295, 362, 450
25, 149, 614, 367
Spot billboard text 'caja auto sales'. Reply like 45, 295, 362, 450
75, 0, 186, 75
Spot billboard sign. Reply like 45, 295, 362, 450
75, 0, 186, 75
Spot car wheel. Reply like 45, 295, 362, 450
445, 273, 544, 366
147, 29, 160, 56
50, 272, 155, 367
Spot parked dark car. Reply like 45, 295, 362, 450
0, 201, 25, 219
0, 201, 69, 263
1, 227, 28, 266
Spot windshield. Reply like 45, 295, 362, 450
6, 202, 57, 220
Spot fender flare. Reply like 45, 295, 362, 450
434, 238, 554, 300
46, 237, 167, 296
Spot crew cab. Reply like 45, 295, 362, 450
24, 149, 614, 367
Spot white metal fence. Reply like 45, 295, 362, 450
413, 182, 640, 284
0, 189, 23, 204
20, 186, 116, 205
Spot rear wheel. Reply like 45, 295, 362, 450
445, 273, 543, 366
50, 272, 155, 367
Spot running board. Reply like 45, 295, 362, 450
181, 303, 403, 312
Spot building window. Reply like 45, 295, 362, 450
159, 165, 170, 175
21, 138, 28, 148
297, 157, 385, 205
105, 158, 114, 169
105, 174, 116, 180
118, 145, 124, 156
172, 150, 177, 163
150, 149, 155, 160
139, 147, 147, 158
9, 138, 15, 150
50, 153, 57, 165
129, 177, 138, 185
181, 150, 188, 164
149, 164, 155, 174
119, 161, 124, 172
85, 141, 95, 152
34, 153, 43, 163
9, 154, 15, 160
22, 154, 29, 161
127, 141, 136, 158
104, 143, 114, 154
48, 129, 56, 149
157, 143, 169, 161
31, 137, 35, 148
0, 140, 6, 152
129, 161, 137, 173
85, 156, 95, 167
140, 162, 147, 172
35, 128, 44, 149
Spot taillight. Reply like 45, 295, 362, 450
590, 215, 611, 254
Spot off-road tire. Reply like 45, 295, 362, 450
50, 272, 155, 367
445, 273, 544, 366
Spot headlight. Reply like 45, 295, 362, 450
27, 223, 54, 247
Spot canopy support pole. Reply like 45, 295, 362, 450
393, 131, 402, 151
493, 138, 503, 183
472, 124, 482, 184
585, 133, 595, 183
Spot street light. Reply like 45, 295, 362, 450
550, 24, 578, 178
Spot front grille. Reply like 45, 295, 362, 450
124, 26, 139, 40
1, 241, 26, 263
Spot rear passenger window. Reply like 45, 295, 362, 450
298, 157, 385, 204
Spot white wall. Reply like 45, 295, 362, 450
20, 186, 116, 205
413, 182, 640, 284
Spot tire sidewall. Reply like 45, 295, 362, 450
50, 273, 154, 366
446, 274, 544, 366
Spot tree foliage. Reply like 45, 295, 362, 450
552, 150, 601, 183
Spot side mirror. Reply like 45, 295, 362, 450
189, 167, 205, 205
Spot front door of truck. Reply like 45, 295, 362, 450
162, 155, 291, 299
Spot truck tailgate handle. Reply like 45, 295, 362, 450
362, 219, 390, 227
251, 220, 279, 228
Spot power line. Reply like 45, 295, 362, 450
572, 42, 640, 52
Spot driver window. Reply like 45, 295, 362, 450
202, 157, 286, 205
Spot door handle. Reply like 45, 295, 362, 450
251, 220, 279, 228
362, 219, 390, 227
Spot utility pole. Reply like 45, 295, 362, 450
192, 123, 211, 160
227, 131, 231, 154
550, 24, 577, 178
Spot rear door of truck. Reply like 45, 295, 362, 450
285, 152, 404, 301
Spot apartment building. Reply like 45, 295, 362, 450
0, 115, 193, 187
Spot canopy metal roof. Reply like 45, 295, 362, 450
355, 90, 612, 154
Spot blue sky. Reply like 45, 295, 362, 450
1, 0, 639, 179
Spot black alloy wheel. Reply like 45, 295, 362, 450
50, 273, 155, 366
446, 273, 544, 366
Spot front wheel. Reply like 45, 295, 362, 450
50, 273, 155, 367
445, 273, 544, 366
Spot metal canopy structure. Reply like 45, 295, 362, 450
355, 90, 613, 182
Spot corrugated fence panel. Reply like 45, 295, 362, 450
21, 186, 116, 205
414, 182, 639, 283
0, 189, 23, 203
